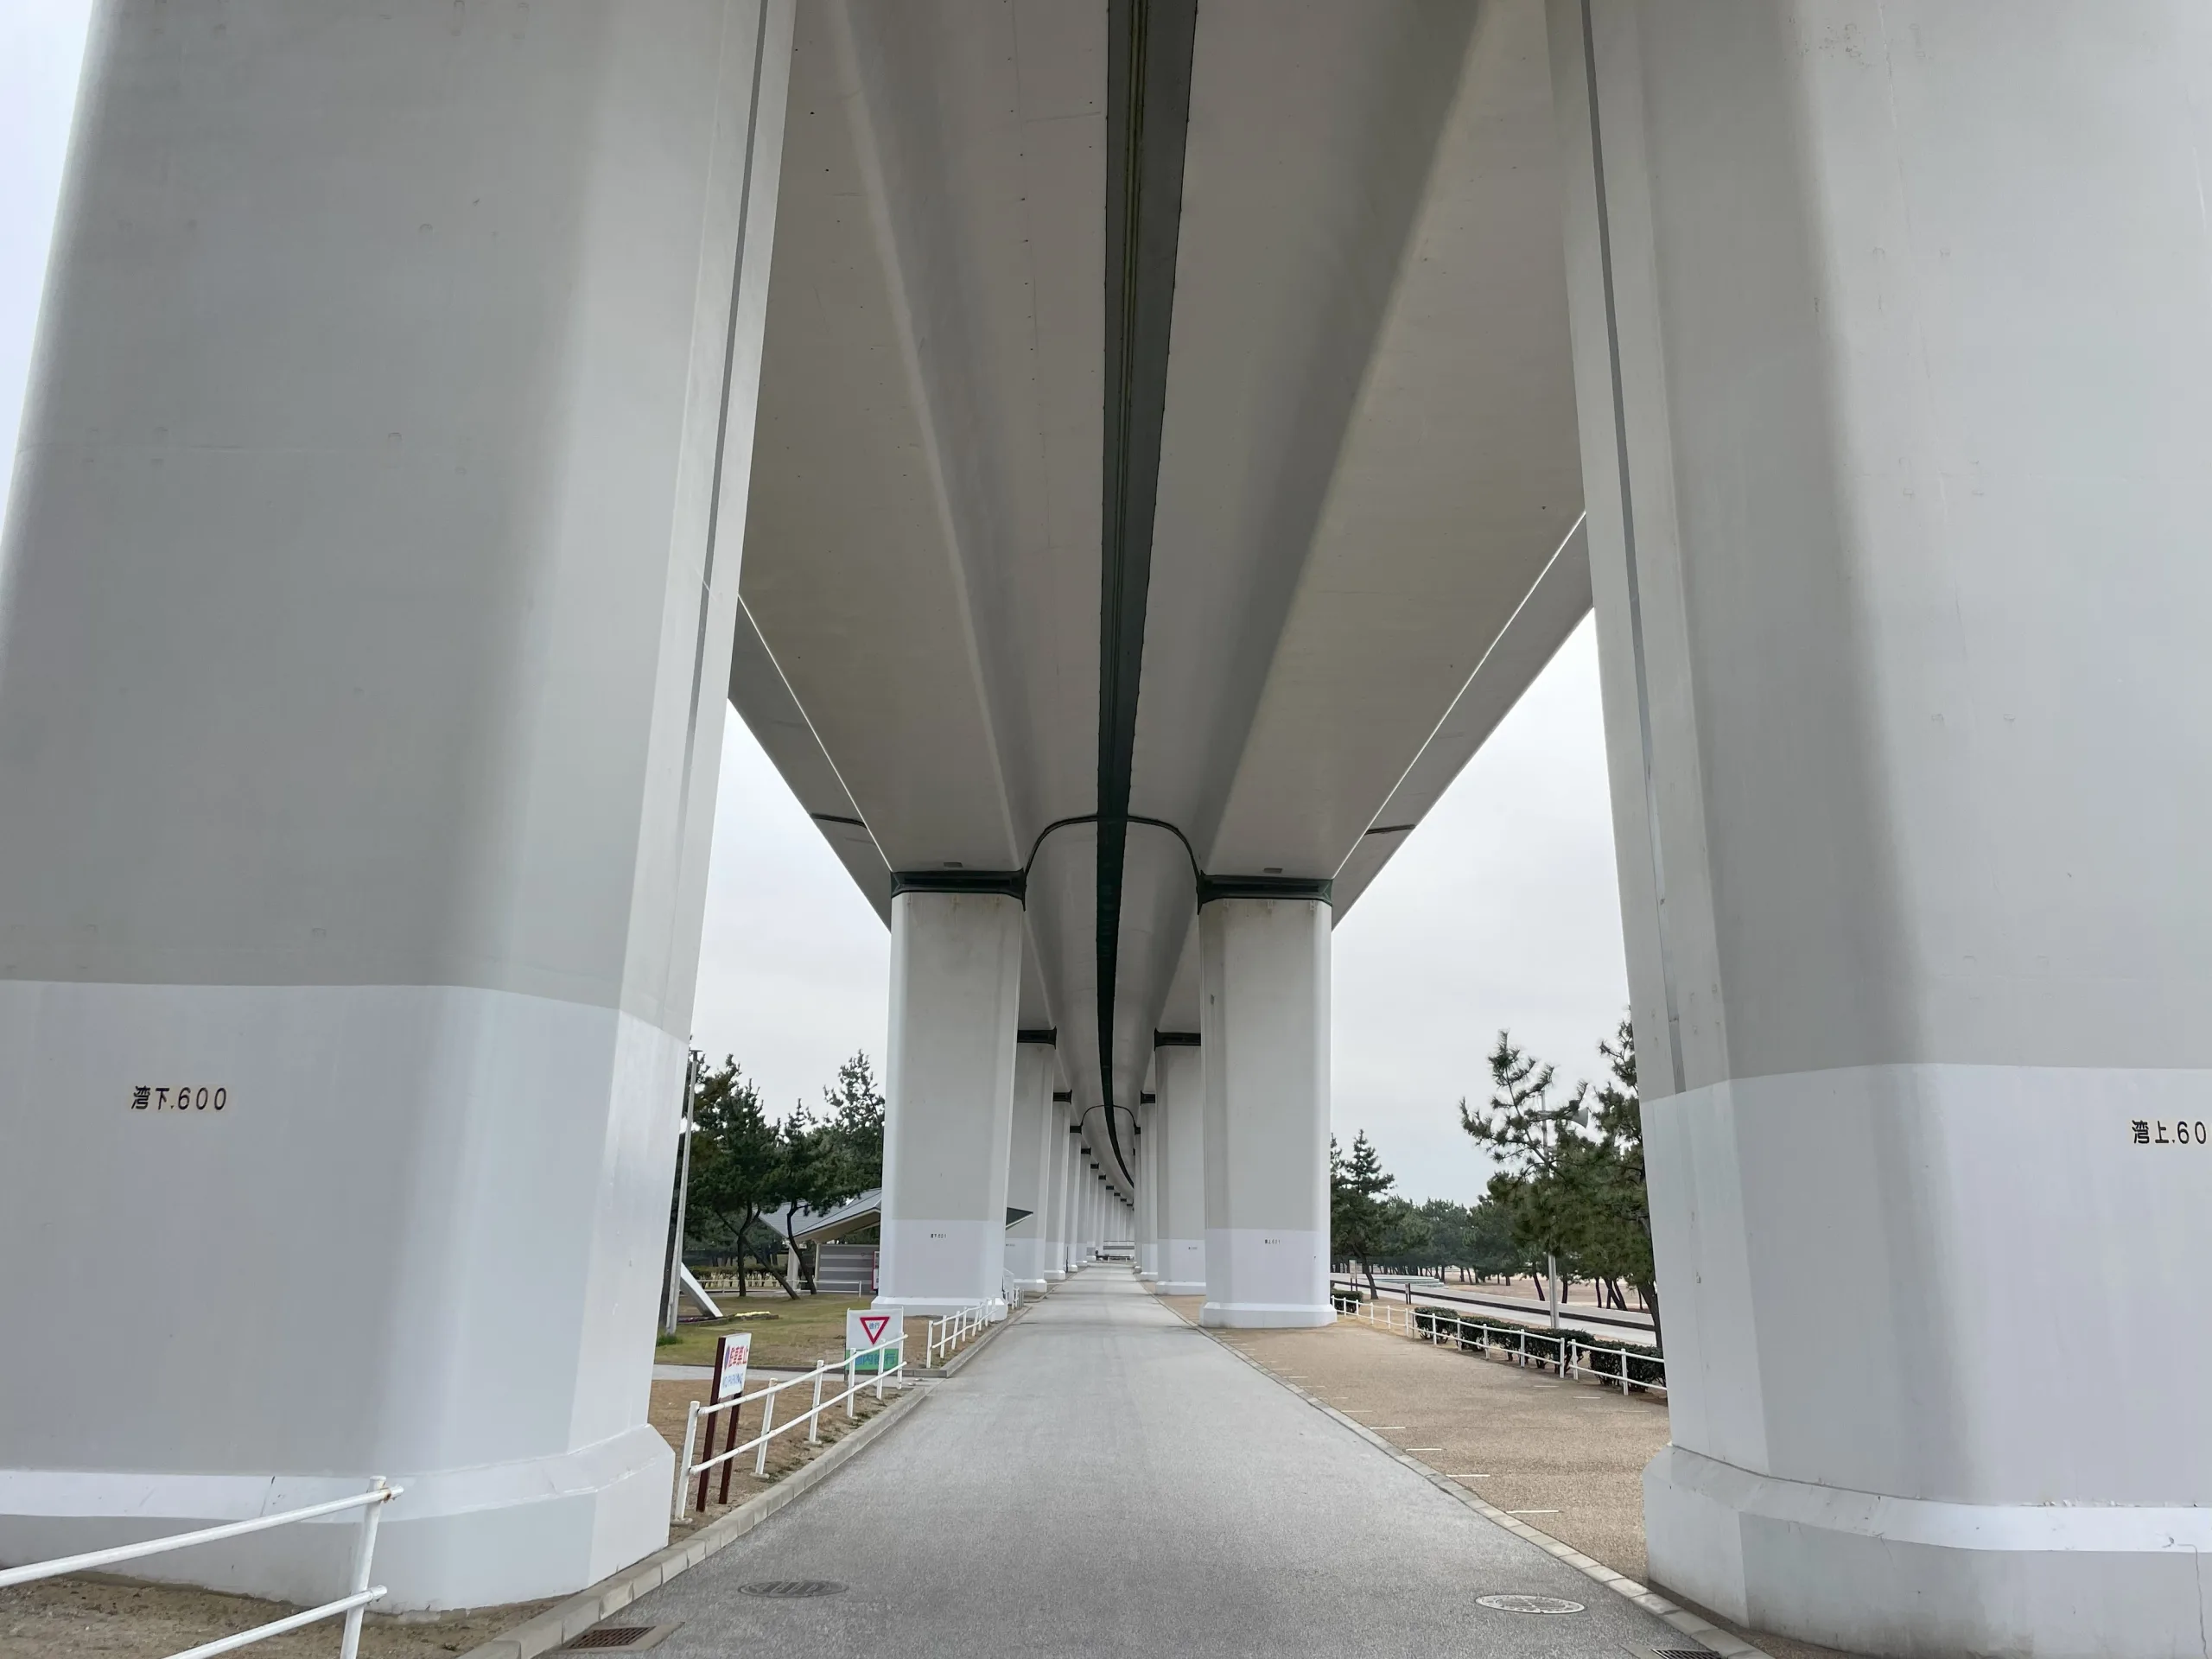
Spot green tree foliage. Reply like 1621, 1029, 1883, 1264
1330, 1130, 1403, 1294
682, 1049, 892, 1304
1461, 1033, 1586, 1278
1459, 1020, 1661, 1348
1563, 1020, 1659, 1348
683, 1054, 798, 1299
816, 1052, 886, 1201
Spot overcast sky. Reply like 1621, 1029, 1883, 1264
2, 4, 1629, 1205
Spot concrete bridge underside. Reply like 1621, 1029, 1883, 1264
1, 3, 2208, 1654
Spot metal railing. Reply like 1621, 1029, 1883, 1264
0, 1480, 401, 1659
924, 1299, 997, 1368
1331, 1280, 1666, 1396
674, 1338, 906, 1520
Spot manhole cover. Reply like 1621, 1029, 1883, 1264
1476, 1593, 1586, 1615
738, 1580, 848, 1599
561, 1626, 679, 1652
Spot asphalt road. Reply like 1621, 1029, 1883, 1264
624, 1269, 1699, 1658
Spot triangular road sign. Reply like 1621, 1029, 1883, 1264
859, 1313, 891, 1344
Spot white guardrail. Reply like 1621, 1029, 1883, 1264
675, 1338, 907, 1519
1331, 1280, 1666, 1396
925, 1294, 1006, 1368
0, 1480, 401, 1659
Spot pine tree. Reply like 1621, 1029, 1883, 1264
1461, 1031, 1586, 1325
817, 1051, 886, 1203
685, 1055, 798, 1299
1330, 1130, 1397, 1295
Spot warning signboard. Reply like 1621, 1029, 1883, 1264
847, 1305, 904, 1373
712, 1332, 752, 1402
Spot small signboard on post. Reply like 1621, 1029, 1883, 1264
712, 1332, 751, 1402
847, 1305, 903, 1373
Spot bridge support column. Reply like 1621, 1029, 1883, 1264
1198, 898, 1332, 1328
1001, 1041, 1053, 1294
1135, 1099, 1160, 1279
1155, 1041, 1207, 1293
0, 0, 791, 1611
1554, 5, 2212, 1654
1041, 1100, 1071, 1282
876, 890, 1022, 1320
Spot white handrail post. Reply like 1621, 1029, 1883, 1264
808, 1369, 825, 1444
846, 1355, 858, 1420
674, 1401, 701, 1522
337, 1479, 387, 1659
755, 1390, 777, 1477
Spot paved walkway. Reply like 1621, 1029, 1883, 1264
626, 1270, 1700, 1658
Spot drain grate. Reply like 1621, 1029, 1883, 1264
738, 1580, 848, 1599
1476, 1593, 1586, 1615
560, 1626, 679, 1652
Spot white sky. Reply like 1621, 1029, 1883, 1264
1, 5, 1629, 1204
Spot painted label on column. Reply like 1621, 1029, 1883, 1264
129, 1085, 228, 1112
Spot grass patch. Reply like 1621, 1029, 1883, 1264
653, 1294, 878, 1369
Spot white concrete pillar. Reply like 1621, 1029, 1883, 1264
0, 0, 791, 1611
1198, 896, 1332, 1328
1041, 1096, 1071, 1281
1135, 1099, 1160, 1279
1552, 6, 2212, 1653
1155, 1040, 1207, 1293
1001, 1040, 1053, 1294
875, 889, 1022, 1319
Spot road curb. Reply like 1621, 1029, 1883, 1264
1166, 1297, 1774, 1659
454, 1381, 932, 1659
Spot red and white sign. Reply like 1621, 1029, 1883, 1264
712, 1332, 752, 1402
847, 1305, 904, 1370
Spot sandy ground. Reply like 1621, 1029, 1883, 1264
0, 1578, 550, 1659
1, 1372, 901, 1658
1158, 1294, 1864, 1659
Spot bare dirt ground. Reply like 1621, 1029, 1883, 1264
1158, 1294, 1864, 1659
0, 1578, 550, 1659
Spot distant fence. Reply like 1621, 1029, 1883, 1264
1330, 1280, 1665, 1396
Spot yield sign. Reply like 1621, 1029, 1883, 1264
849, 1304, 905, 1370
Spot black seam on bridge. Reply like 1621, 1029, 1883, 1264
887, 868, 1027, 900
1097, 0, 1196, 1192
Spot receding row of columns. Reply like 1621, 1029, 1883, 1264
870, 891, 1333, 1328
